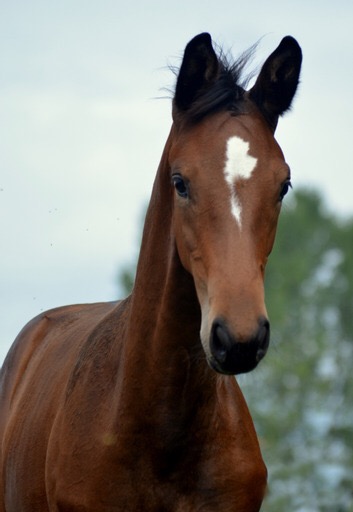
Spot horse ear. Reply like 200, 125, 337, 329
249, 36, 302, 131
174, 33, 219, 113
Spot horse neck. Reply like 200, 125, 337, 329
117, 126, 216, 425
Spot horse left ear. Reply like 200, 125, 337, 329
249, 36, 302, 131
173, 33, 219, 114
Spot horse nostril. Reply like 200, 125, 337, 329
256, 318, 270, 362
210, 320, 232, 364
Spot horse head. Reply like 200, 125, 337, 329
169, 33, 302, 375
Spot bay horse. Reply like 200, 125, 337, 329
0, 33, 302, 511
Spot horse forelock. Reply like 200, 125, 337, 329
173, 43, 257, 124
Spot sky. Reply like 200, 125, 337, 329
1, 1, 352, 364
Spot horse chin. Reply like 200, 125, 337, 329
207, 356, 237, 375
207, 353, 260, 376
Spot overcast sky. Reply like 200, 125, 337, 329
1, 1, 352, 363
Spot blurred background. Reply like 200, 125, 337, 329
1, 1, 352, 510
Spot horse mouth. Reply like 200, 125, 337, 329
207, 351, 261, 375
207, 317, 270, 375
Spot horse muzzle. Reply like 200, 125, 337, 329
208, 316, 270, 375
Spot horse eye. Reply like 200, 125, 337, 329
172, 175, 189, 199
279, 179, 292, 201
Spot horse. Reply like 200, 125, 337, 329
0, 33, 302, 511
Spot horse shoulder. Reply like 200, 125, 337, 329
0, 300, 124, 511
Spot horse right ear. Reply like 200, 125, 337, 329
249, 36, 302, 131
173, 33, 219, 114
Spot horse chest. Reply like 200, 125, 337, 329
48, 423, 265, 512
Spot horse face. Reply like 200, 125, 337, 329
170, 33, 301, 374
170, 111, 288, 374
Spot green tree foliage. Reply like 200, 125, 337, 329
118, 188, 353, 511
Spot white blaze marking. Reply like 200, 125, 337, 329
224, 136, 257, 226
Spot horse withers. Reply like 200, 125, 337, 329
0, 33, 302, 511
